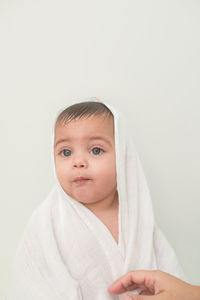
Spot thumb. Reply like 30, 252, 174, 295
123, 291, 169, 300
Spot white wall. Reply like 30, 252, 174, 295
0, 0, 200, 298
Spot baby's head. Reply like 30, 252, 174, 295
54, 101, 118, 210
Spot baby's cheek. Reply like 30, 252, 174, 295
101, 166, 116, 183
56, 164, 69, 181
57, 159, 69, 171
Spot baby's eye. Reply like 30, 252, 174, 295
61, 149, 72, 157
91, 147, 104, 155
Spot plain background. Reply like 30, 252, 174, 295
0, 0, 200, 298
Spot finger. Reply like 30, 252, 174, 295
123, 291, 169, 300
108, 270, 156, 294
108, 272, 140, 293
108, 280, 138, 294
139, 289, 154, 295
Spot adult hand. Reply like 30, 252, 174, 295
108, 270, 200, 300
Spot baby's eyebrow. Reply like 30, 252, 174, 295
54, 138, 70, 148
89, 136, 112, 146
54, 136, 112, 148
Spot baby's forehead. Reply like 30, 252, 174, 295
54, 114, 114, 145
55, 114, 113, 130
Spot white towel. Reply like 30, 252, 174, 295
7, 100, 184, 300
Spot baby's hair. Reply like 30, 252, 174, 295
55, 101, 113, 126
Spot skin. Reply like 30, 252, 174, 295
108, 270, 200, 300
54, 114, 119, 233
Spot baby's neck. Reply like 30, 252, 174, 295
83, 190, 118, 214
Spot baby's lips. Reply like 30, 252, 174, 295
74, 177, 91, 182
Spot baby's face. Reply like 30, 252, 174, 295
54, 114, 117, 208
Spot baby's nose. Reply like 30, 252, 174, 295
73, 158, 88, 168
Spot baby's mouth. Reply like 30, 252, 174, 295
74, 177, 91, 184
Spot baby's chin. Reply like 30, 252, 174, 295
63, 189, 96, 205
72, 195, 98, 205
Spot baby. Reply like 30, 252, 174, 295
54, 102, 119, 243
8, 100, 184, 300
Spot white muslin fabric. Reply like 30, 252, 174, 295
7, 100, 184, 300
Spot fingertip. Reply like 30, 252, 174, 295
107, 286, 112, 293
107, 280, 121, 293
107, 285, 116, 294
